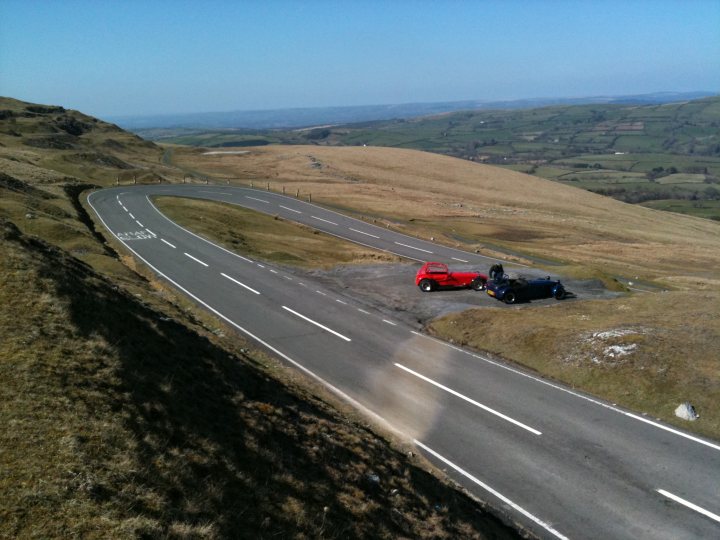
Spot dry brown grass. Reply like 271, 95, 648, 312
153, 196, 400, 268
172, 145, 720, 286
170, 145, 720, 441
429, 290, 720, 440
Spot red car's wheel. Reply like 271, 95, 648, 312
419, 279, 436, 292
471, 278, 487, 291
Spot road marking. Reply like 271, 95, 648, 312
199, 190, 232, 196
161, 238, 176, 249
184, 252, 208, 267
282, 306, 351, 342
298, 282, 307, 287
394, 241, 433, 254
246, 196, 270, 204
316, 290, 327, 296
136, 220, 144, 227
382, 319, 397, 326
409, 329, 720, 452
221, 272, 260, 295
414, 440, 568, 540
257, 264, 265, 268
311, 215, 338, 225
118, 200, 122, 206
270, 269, 278, 274
452, 257, 469, 263
335, 299, 347, 305
358, 308, 370, 315
145, 229, 156, 237
279, 205, 302, 214
349, 227, 380, 239
122, 206, 128, 212
129, 213, 135, 219
657, 489, 720, 524
395, 363, 541, 435
283, 276, 293, 281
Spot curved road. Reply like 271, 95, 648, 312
88, 185, 720, 539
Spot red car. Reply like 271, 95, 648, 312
415, 262, 488, 292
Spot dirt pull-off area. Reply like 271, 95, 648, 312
305, 262, 618, 328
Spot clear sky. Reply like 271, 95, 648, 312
1, 0, 718, 118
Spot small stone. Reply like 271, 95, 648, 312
675, 402, 699, 421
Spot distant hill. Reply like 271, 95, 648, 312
112, 91, 715, 130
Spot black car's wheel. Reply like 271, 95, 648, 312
554, 288, 566, 300
419, 279, 436, 292
503, 290, 518, 304
471, 278, 487, 291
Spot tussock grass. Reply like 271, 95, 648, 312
1, 220, 517, 538
429, 291, 720, 440
171, 145, 720, 286
153, 196, 399, 268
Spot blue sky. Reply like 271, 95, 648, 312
1, 0, 718, 118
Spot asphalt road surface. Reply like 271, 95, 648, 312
88, 185, 720, 539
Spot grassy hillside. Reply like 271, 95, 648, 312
169, 145, 720, 439
0, 98, 518, 538
154, 97, 720, 219
171, 145, 720, 286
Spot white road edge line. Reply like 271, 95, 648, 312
394, 241, 433, 254
145, 196, 254, 263
409, 330, 720, 452
282, 306, 351, 342
246, 196, 270, 204
221, 272, 260, 295
279, 205, 302, 214
311, 215, 338, 225
88, 192, 393, 460
452, 257, 469, 263
657, 489, 720, 524
161, 238, 176, 249
349, 227, 380, 239
395, 363, 541, 435
414, 440, 568, 540
184, 252, 208, 267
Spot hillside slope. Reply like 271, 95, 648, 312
173, 144, 720, 286
0, 98, 519, 538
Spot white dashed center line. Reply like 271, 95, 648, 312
136, 220, 144, 228
145, 229, 156, 237
161, 238, 176, 249
335, 299, 348, 305
657, 489, 720, 524
311, 215, 338, 225
282, 306, 351, 342
279, 205, 302, 214
452, 257, 469, 263
184, 252, 208, 267
394, 241, 433, 254
221, 272, 260, 295
349, 227, 380, 239
395, 363, 542, 435
246, 196, 270, 204
129, 213, 135, 219
316, 290, 327, 296
357, 308, 370, 315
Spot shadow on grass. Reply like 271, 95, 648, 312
8, 222, 519, 538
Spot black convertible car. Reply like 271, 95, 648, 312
485, 264, 566, 304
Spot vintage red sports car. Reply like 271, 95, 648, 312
415, 262, 488, 292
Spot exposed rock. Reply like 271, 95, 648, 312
675, 402, 699, 421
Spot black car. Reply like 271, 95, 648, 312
486, 264, 566, 304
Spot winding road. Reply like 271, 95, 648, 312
88, 185, 720, 539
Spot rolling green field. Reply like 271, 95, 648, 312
145, 96, 720, 219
